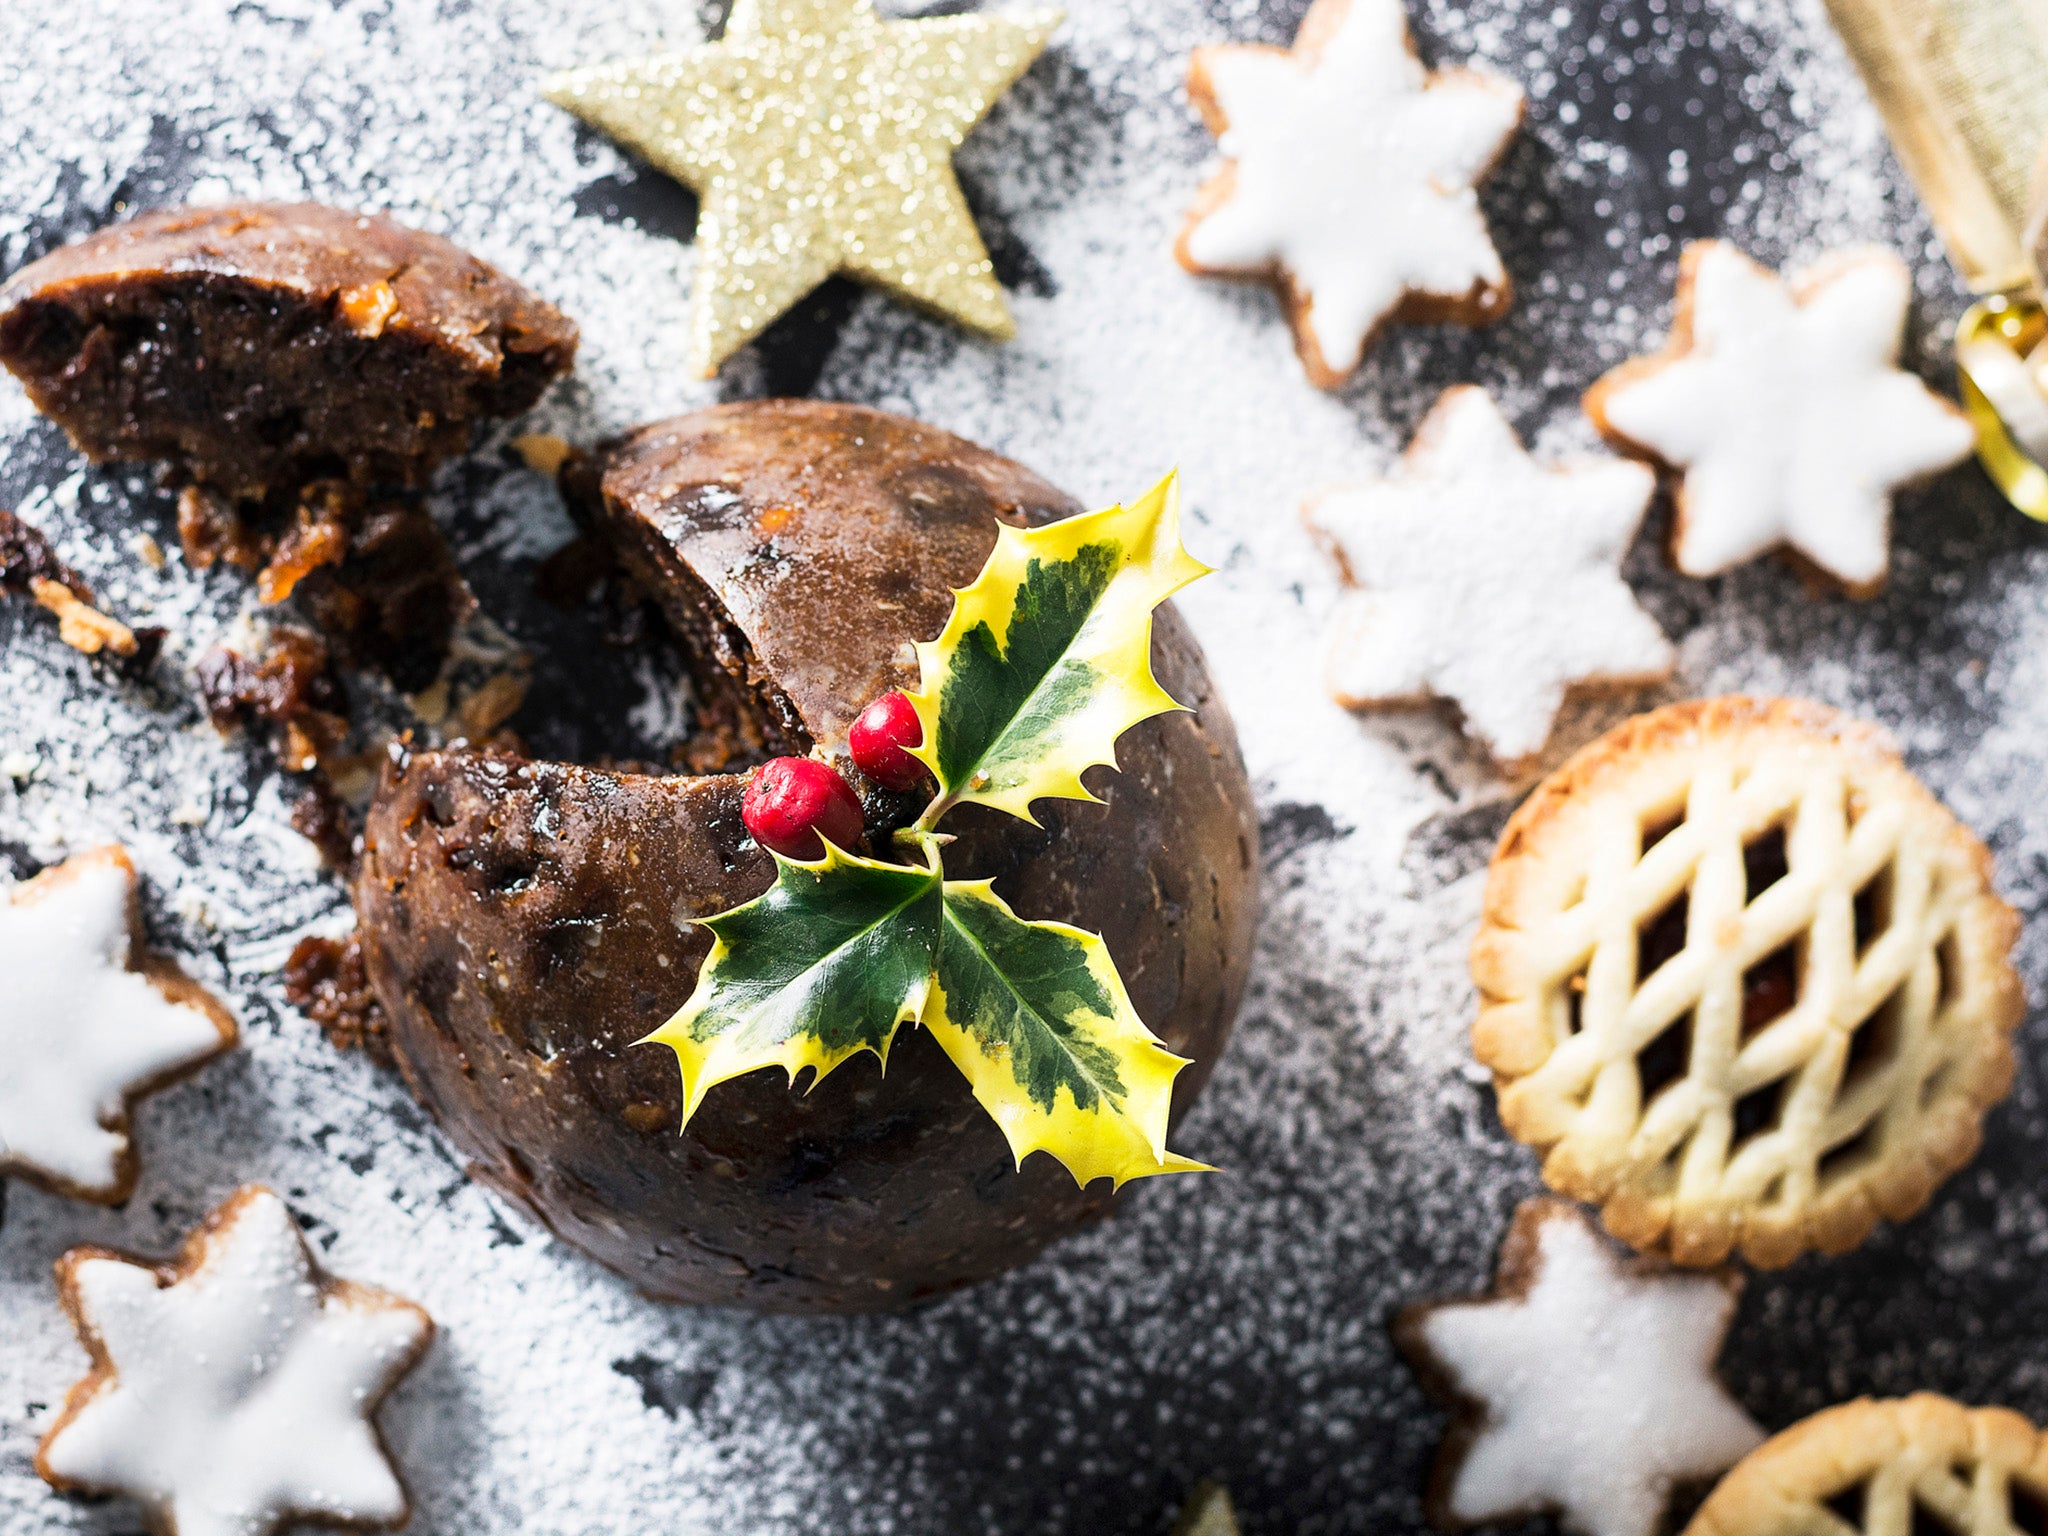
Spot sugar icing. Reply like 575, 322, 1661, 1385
1306, 385, 1672, 766
0, 848, 233, 1197
39, 1187, 433, 1536
1594, 242, 1977, 589
1415, 1204, 1764, 1536
1180, 0, 1523, 380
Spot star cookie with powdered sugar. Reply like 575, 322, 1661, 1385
1395, 1200, 1764, 1536
0, 845, 236, 1203
37, 1185, 434, 1536
1175, 0, 1523, 389
1304, 385, 1673, 770
1586, 240, 1976, 596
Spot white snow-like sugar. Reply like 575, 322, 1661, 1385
2, 0, 2045, 1531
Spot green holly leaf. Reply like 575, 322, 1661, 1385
646, 467, 1220, 1186
925, 877, 1209, 1188
644, 840, 942, 1123
905, 470, 1210, 825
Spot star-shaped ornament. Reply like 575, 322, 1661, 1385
1396, 1199, 1765, 1536
1175, 0, 1523, 389
1171, 1481, 1241, 1536
0, 846, 236, 1203
1304, 386, 1673, 770
546, 0, 1060, 377
1586, 240, 1977, 596
38, 1185, 435, 1536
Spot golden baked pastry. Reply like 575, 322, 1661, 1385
1471, 697, 2023, 1267
1686, 1395, 2048, 1536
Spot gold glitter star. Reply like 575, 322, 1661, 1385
546, 0, 1061, 377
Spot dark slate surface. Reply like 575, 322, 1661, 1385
4, 0, 2048, 1532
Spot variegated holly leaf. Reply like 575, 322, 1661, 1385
645, 841, 943, 1124
924, 877, 1209, 1188
905, 470, 1210, 825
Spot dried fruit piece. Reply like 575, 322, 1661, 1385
197, 629, 349, 772
283, 934, 389, 1064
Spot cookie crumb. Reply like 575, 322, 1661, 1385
513, 432, 574, 476
456, 671, 528, 741
31, 578, 138, 657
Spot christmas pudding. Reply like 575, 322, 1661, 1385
353, 401, 1260, 1311
0, 202, 576, 509
0, 202, 576, 691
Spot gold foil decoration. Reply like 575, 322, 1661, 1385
546, 0, 1061, 377
1956, 292, 2048, 518
1823, 0, 2048, 514
1170, 1483, 1241, 1536
1820, 0, 2048, 295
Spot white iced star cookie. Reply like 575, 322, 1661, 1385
0, 845, 236, 1203
1175, 0, 1523, 389
38, 1185, 435, 1536
1303, 385, 1674, 770
1586, 241, 1976, 597
1396, 1199, 1765, 1536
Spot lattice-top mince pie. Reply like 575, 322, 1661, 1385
1686, 1394, 2048, 1536
1471, 697, 2023, 1268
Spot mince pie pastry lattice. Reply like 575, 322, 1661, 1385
1472, 697, 2022, 1268
1685, 1395, 2048, 1536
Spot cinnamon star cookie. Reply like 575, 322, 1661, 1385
0, 846, 236, 1203
1397, 1198, 1763, 1536
1175, 0, 1523, 389
1585, 242, 1975, 596
1304, 385, 1672, 770
1471, 697, 2023, 1268
1686, 1395, 2048, 1536
37, 1185, 434, 1535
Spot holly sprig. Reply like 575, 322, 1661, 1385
643, 472, 1215, 1188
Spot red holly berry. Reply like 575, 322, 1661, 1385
742, 757, 865, 860
848, 691, 929, 791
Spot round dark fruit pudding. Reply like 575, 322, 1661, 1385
354, 400, 1261, 1312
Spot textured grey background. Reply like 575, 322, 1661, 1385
4, 0, 2048, 1533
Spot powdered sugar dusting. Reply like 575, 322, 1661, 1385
1178, 0, 1522, 381
1593, 242, 1977, 588
1414, 1204, 1762, 1536
1306, 385, 1670, 764
2, 0, 2046, 1532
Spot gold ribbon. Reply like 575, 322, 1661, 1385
1956, 292, 2048, 518
1821, 0, 2048, 296
1824, 0, 2048, 514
